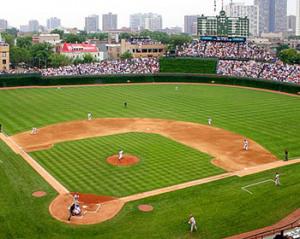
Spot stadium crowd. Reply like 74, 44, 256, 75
0, 58, 159, 76
177, 40, 275, 62
217, 60, 300, 84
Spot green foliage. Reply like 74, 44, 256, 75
140, 30, 169, 44
1, 32, 15, 46
87, 32, 108, 40
82, 53, 96, 63
50, 29, 64, 39
119, 32, 132, 40
63, 33, 86, 43
276, 44, 290, 57
5, 27, 18, 37
30, 43, 53, 67
16, 36, 32, 49
9, 46, 31, 65
49, 53, 72, 68
120, 50, 133, 60
73, 56, 84, 65
160, 57, 218, 74
279, 48, 300, 64
168, 34, 192, 49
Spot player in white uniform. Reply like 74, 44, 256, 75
208, 117, 212, 126
243, 139, 249, 151
275, 172, 280, 186
87, 112, 92, 121
31, 127, 37, 135
188, 214, 197, 232
118, 150, 124, 161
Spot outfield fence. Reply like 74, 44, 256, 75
0, 73, 300, 95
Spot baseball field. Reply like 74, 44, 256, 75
0, 83, 300, 238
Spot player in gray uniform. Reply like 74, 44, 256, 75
243, 139, 249, 151
275, 172, 280, 186
188, 214, 197, 232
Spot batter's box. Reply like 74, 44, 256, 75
82, 204, 101, 214
241, 179, 275, 195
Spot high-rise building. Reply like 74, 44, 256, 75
47, 17, 61, 31
184, 15, 200, 35
287, 15, 296, 35
130, 14, 143, 31
254, 0, 287, 35
28, 20, 39, 32
130, 13, 162, 31
85, 15, 99, 33
296, 0, 300, 35
224, 3, 259, 36
0, 19, 8, 32
102, 13, 118, 31
20, 25, 29, 33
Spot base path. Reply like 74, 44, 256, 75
11, 118, 277, 171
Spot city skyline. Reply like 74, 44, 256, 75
0, 0, 297, 30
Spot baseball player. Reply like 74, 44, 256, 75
31, 127, 37, 135
188, 214, 197, 232
275, 172, 280, 186
208, 117, 212, 126
124, 102, 127, 108
87, 112, 92, 121
243, 139, 249, 151
118, 150, 124, 161
73, 193, 79, 205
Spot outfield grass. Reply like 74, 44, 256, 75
1, 140, 300, 239
30, 133, 223, 196
0, 84, 299, 159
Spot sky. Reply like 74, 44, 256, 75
0, 0, 297, 29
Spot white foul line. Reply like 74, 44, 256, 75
241, 179, 275, 195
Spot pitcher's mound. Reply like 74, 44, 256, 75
138, 204, 154, 212
106, 155, 140, 166
32, 191, 47, 197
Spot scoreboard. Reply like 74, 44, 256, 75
197, 10, 249, 38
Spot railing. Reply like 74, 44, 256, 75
243, 218, 300, 239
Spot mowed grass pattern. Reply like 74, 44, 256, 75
0, 84, 300, 158
30, 133, 223, 196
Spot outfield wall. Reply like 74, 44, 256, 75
0, 73, 299, 94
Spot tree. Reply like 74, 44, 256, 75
49, 54, 72, 68
279, 48, 300, 64
16, 36, 32, 49
120, 51, 133, 60
30, 43, 53, 68
64, 34, 86, 43
1, 33, 15, 46
87, 33, 108, 40
82, 53, 95, 63
276, 44, 289, 57
119, 32, 132, 40
73, 57, 84, 65
169, 34, 192, 48
50, 29, 64, 39
5, 28, 18, 37
10, 46, 31, 66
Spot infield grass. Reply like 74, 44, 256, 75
30, 133, 223, 196
1, 140, 300, 239
0, 84, 299, 159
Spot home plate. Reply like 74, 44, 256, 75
82, 205, 88, 209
